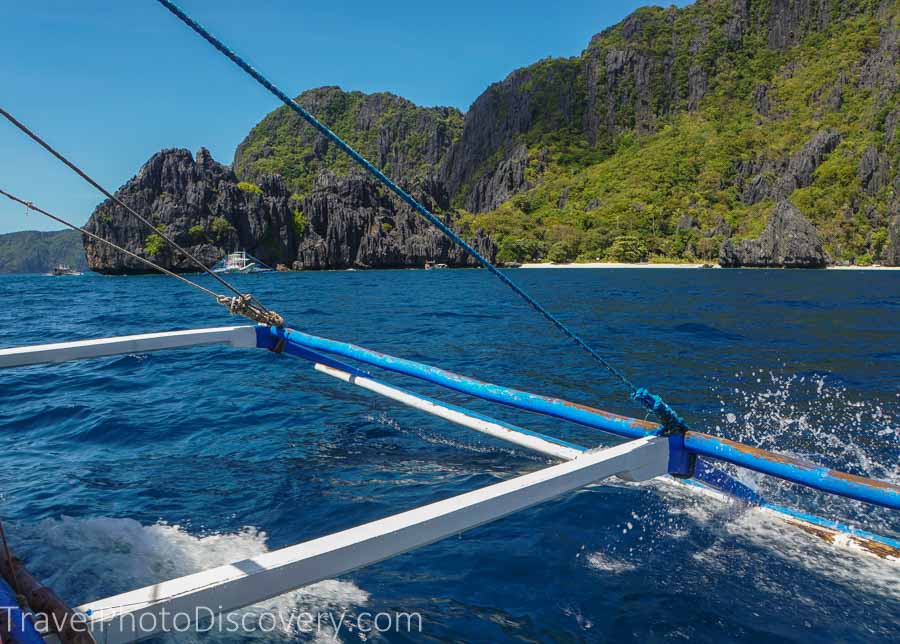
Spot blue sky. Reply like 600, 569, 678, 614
0, 0, 686, 234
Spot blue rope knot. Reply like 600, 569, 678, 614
631, 388, 689, 435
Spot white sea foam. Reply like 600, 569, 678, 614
701, 369, 900, 535
583, 551, 637, 574
599, 370, 900, 605
12, 516, 369, 642
670, 483, 900, 600
713, 371, 899, 487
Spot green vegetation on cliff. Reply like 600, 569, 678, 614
229, 0, 898, 266
457, 1, 899, 264
236, 181, 263, 194
234, 87, 464, 198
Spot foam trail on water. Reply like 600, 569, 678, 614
10, 516, 369, 642
662, 479, 900, 599
588, 370, 900, 614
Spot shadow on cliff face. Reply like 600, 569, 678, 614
83, 149, 496, 274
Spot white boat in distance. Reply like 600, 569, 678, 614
212, 251, 272, 274
425, 261, 448, 270
49, 263, 82, 276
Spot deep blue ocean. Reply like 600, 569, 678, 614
1, 268, 898, 643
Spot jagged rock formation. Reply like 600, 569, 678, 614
84, 148, 297, 274
461, 144, 531, 213
84, 148, 494, 273
719, 201, 828, 267
735, 129, 842, 205
885, 215, 900, 266
296, 173, 493, 269
439, 60, 580, 211
859, 144, 891, 195
224, 86, 494, 269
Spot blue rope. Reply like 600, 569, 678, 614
154, 0, 689, 433
631, 388, 689, 434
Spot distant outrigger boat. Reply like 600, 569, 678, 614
212, 251, 272, 274
425, 260, 448, 270
49, 264, 82, 276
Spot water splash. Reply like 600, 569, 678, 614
9, 516, 369, 642
583, 551, 637, 574
703, 370, 900, 534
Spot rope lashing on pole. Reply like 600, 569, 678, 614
218, 293, 284, 328
154, 0, 690, 433
0, 188, 283, 327
631, 388, 690, 435
0, 106, 282, 326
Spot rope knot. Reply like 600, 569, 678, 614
632, 387, 689, 435
217, 294, 284, 327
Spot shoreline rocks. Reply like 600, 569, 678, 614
719, 201, 829, 268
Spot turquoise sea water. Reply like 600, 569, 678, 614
1, 268, 898, 642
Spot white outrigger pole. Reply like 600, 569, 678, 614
2, 325, 898, 643
2, 328, 668, 643
79, 437, 667, 643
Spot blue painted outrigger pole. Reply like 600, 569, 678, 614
257, 327, 659, 439
257, 326, 900, 512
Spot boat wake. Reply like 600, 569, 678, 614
9, 516, 370, 642
580, 477, 900, 638
578, 371, 900, 629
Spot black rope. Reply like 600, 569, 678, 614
0, 106, 271, 315
0, 188, 221, 298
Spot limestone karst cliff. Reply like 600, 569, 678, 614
85, 0, 900, 271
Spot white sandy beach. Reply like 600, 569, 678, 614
520, 262, 708, 269
825, 265, 900, 270
519, 262, 900, 270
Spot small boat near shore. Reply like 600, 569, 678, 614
425, 261, 448, 270
49, 264, 82, 276
212, 251, 272, 274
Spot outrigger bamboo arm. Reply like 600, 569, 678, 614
260, 326, 900, 510
257, 326, 660, 439
309, 360, 900, 557
313, 363, 584, 461
683, 432, 900, 509
78, 436, 669, 644
2, 326, 897, 510
0, 326, 257, 369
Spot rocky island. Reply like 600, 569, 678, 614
84, 0, 900, 273
84, 146, 493, 273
